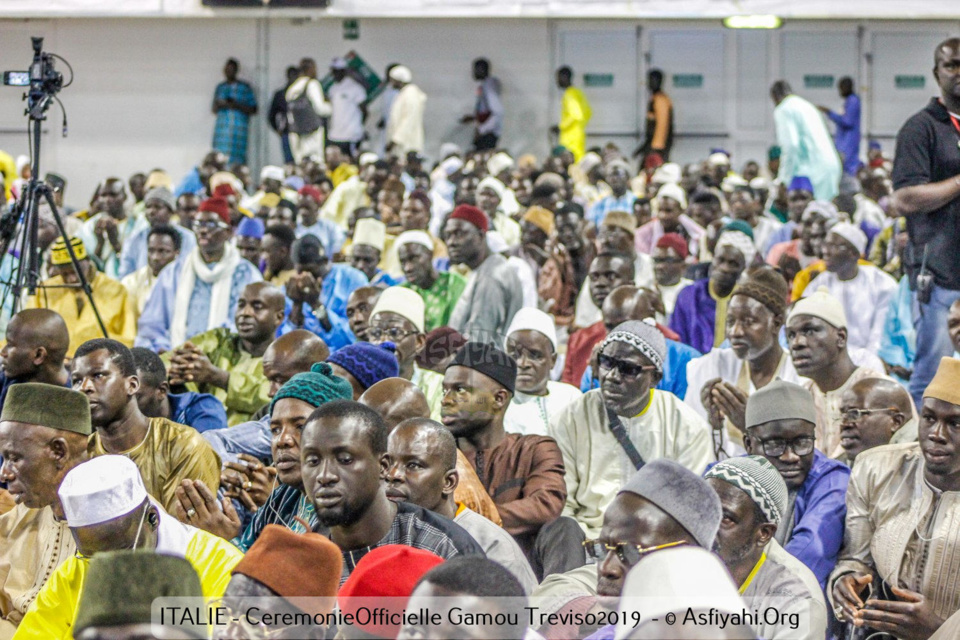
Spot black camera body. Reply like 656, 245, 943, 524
3, 37, 64, 116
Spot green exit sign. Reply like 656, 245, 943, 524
804, 74, 835, 89
584, 73, 614, 88
343, 19, 359, 40
895, 75, 925, 89
672, 73, 703, 89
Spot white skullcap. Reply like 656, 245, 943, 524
708, 152, 731, 166
358, 152, 379, 167
330, 57, 348, 70
721, 174, 749, 192
828, 221, 867, 256
260, 165, 285, 183
439, 143, 462, 160
655, 182, 687, 210
788, 286, 848, 329
59, 455, 148, 528
749, 176, 771, 191
389, 65, 412, 83
440, 156, 463, 177
354, 218, 386, 252
614, 547, 744, 640
476, 176, 506, 199
394, 230, 434, 252
715, 229, 756, 265
650, 162, 681, 185
487, 152, 514, 177
802, 200, 839, 223
371, 286, 425, 333
606, 159, 632, 175
15, 155, 29, 174
579, 152, 603, 175
486, 230, 509, 254
505, 307, 558, 351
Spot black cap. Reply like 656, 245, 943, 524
449, 341, 517, 394
555, 200, 584, 218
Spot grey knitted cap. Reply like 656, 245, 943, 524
599, 319, 667, 372
705, 455, 789, 526
745, 379, 817, 429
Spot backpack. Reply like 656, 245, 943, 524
287, 85, 323, 135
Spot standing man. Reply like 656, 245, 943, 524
461, 58, 504, 152
891, 38, 960, 410
819, 76, 862, 178
286, 58, 331, 164
211, 58, 258, 166
268, 66, 300, 165
770, 80, 842, 201
553, 66, 592, 161
327, 57, 367, 159
634, 69, 674, 167
386, 66, 427, 157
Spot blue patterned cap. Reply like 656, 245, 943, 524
327, 342, 400, 390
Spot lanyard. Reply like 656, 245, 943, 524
939, 99, 960, 147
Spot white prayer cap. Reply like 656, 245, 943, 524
15, 155, 29, 175
505, 307, 558, 351
802, 200, 839, 223
440, 156, 464, 177
486, 230, 509, 254
650, 162, 681, 185
655, 182, 687, 210
59, 455, 148, 528
353, 218, 386, 252
371, 286, 425, 334
395, 230, 434, 252
439, 143, 462, 160
708, 152, 731, 166
614, 547, 744, 640
721, 174, 748, 192
749, 176, 771, 191
358, 152, 379, 168
787, 286, 847, 329
389, 65, 412, 84
579, 152, 603, 175
715, 229, 756, 265
487, 152, 514, 177
260, 165, 285, 183
330, 57, 348, 70
476, 176, 506, 199
828, 221, 867, 256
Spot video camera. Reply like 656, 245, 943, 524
2, 37, 64, 117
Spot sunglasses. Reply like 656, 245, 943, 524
583, 539, 686, 567
598, 354, 658, 378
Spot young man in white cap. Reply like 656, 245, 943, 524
327, 57, 367, 158
553, 319, 713, 539
803, 221, 897, 353
367, 286, 444, 419
786, 288, 886, 457
386, 65, 426, 157
14, 455, 242, 639
503, 308, 582, 436
350, 218, 401, 287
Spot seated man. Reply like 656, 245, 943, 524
367, 286, 444, 418
670, 225, 753, 354
359, 378, 503, 527
837, 377, 918, 467
296, 184, 345, 255
120, 225, 182, 317
0, 309, 70, 412
803, 222, 897, 353
14, 455, 243, 639
260, 224, 297, 287
705, 456, 828, 639
73, 339, 221, 514
397, 231, 466, 331
554, 320, 713, 539
235, 216, 264, 266
383, 417, 538, 593
77, 177, 146, 279
117, 186, 195, 279
351, 218, 402, 288
279, 234, 366, 351
0, 385, 90, 635
131, 347, 228, 433
443, 341, 580, 580
652, 232, 694, 322
345, 285, 380, 343
786, 288, 886, 457
300, 400, 484, 581
327, 341, 400, 400
27, 237, 136, 355
830, 357, 960, 640
503, 308, 582, 437
135, 197, 263, 353
743, 379, 850, 589
165, 282, 285, 425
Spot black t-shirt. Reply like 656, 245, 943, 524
892, 98, 960, 289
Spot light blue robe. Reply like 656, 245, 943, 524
277, 262, 367, 351
774, 94, 842, 202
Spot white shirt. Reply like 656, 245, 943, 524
504, 381, 583, 436
387, 83, 427, 155
803, 264, 898, 352
328, 76, 367, 142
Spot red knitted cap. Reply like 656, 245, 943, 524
449, 204, 489, 232
656, 232, 689, 259
198, 197, 231, 224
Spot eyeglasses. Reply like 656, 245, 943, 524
583, 539, 686, 567
841, 407, 899, 422
754, 436, 815, 458
368, 326, 417, 341
598, 354, 658, 378
195, 219, 230, 231
75, 503, 148, 561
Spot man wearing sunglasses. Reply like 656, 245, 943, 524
743, 379, 850, 590
553, 318, 713, 540
367, 287, 444, 420
837, 377, 917, 467
16, 455, 243, 639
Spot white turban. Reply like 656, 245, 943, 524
650, 162, 681, 185
505, 307, 558, 351
715, 229, 756, 265
579, 152, 603, 175
259, 165, 285, 183
389, 65, 412, 84
655, 182, 688, 210
708, 152, 731, 166
802, 200, 839, 223
395, 230, 434, 252
828, 221, 867, 256
476, 176, 506, 199
487, 152, 514, 178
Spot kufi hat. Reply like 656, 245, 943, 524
476, 176, 506, 199
745, 379, 817, 430
732, 269, 789, 316
359, 152, 379, 167
828, 221, 867, 256
650, 162, 682, 185
522, 206, 555, 236
487, 152, 514, 177
59, 455, 148, 528
788, 176, 814, 193
449, 204, 489, 232
198, 197, 231, 224
601, 210, 637, 234
599, 319, 666, 372
715, 229, 756, 265
330, 57, 348, 70
270, 362, 354, 414
144, 186, 176, 211
394, 230, 434, 253
449, 341, 517, 394
371, 286, 425, 334
655, 182, 687, 210
328, 343, 400, 391
144, 170, 173, 191
505, 307, 558, 351
923, 357, 960, 406
802, 200, 839, 223
260, 165, 285, 183
655, 232, 688, 260
50, 236, 87, 266
705, 455, 789, 525
389, 65, 412, 83
787, 286, 847, 329
354, 218, 387, 252
579, 152, 603, 175
298, 185, 323, 202
1, 383, 91, 435
236, 216, 265, 239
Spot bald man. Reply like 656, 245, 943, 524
166, 282, 287, 425
345, 286, 382, 342
0, 309, 70, 413
385, 418, 538, 593
360, 378, 503, 526
837, 377, 918, 465
580, 285, 701, 399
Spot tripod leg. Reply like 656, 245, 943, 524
40, 188, 109, 339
